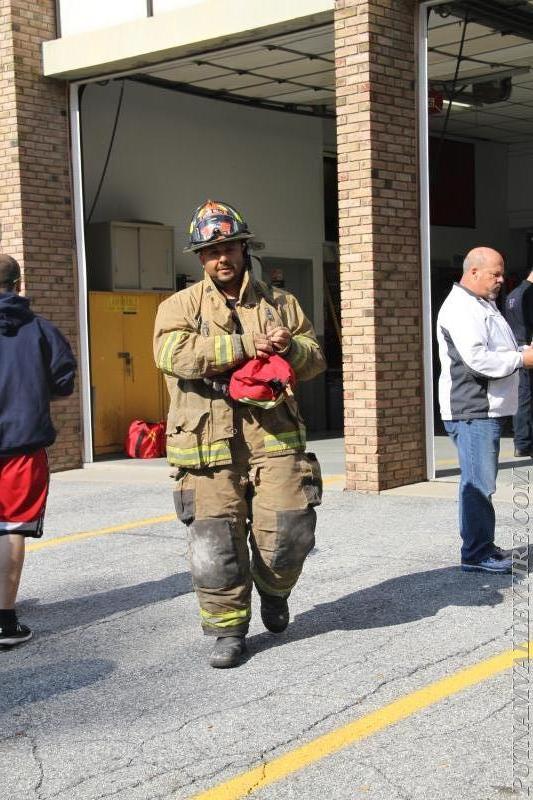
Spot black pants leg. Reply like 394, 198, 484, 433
513, 369, 533, 453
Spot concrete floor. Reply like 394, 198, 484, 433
4, 451, 526, 800
67, 435, 348, 491
72, 434, 529, 505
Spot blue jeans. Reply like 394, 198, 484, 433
443, 418, 505, 562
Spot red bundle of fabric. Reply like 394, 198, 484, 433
229, 354, 295, 409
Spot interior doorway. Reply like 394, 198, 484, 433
422, 0, 533, 473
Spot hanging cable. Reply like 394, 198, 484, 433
430, 14, 469, 189
85, 80, 126, 225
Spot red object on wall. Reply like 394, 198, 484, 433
428, 89, 443, 115
429, 137, 475, 228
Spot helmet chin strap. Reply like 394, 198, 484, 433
243, 242, 253, 271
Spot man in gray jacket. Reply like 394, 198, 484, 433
437, 246, 533, 573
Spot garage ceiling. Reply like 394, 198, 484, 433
428, 1, 533, 142
129, 23, 335, 118
120, 2, 533, 139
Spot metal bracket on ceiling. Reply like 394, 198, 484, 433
127, 74, 335, 119
262, 43, 334, 64
436, 0, 533, 40
431, 65, 530, 88
191, 57, 333, 96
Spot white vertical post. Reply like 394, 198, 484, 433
418, 2, 435, 480
69, 82, 93, 464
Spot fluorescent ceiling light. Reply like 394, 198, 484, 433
431, 66, 530, 87
442, 98, 475, 109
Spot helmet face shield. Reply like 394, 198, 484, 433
185, 200, 253, 253
194, 215, 238, 244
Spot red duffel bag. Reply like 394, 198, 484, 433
124, 420, 166, 459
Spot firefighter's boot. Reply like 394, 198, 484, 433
209, 636, 247, 668
259, 592, 290, 633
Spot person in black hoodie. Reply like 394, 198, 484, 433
0, 255, 76, 646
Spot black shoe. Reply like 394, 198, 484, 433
514, 448, 531, 458
209, 636, 246, 668
0, 622, 32, 647
461, 555, 512, 574
492, 545, 513, 560
260, 593, 290, 633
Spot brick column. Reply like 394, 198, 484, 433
335, 0, 426, 491
0, 0, 81, 470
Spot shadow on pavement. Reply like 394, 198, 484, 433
0, 658, 115, 714
18, 572, 193, 633
248, 564, 510, 655
436, 457, 532, 479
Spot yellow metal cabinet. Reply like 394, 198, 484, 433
89, 292, 171, 456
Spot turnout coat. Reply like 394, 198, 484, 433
153, 269, 326, 468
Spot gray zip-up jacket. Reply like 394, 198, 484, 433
437, 283, 522, 420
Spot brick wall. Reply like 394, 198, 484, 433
335, 0, 426, 491
0, 0, 81, 470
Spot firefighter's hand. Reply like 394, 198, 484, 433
268, 326, 292, 354
254, 333, 274, 359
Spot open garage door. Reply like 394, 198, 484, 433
421, 0, 533, 475
72, 21, 341, 459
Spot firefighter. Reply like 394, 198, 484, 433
154, 200, 326, 668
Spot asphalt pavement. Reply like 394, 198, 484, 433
0, 436, 529, 800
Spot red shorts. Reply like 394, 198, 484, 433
0, 449, 49, 538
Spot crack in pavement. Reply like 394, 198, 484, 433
26, 731, 45, 799
362, 759, 414, 800
1, 588, 514, 799
136, 686, 282, 752
257, 628, 516, 751
31, 627, 514, 799
275, 630, 399, 689
85, 759, 239, 800
164, 629, 517, 797
166, 761, 240, 800
45, 752, 142, 800
407, 700, 513, 744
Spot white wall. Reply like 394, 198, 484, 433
56, 0, 332, 39
58, 0, 147, 37
81, 80, 325, 333
58, 0, 207, 37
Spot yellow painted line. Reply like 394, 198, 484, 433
435, 456, 462, 467
27, 477, 344, 553
436, 451, 516, 468
323, 474, 344, 485
26, 514, 176, 552
187, 642, 532, 800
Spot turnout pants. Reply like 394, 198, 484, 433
173, 436, 322, 637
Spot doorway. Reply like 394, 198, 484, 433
72, 21, 339, 460
421, 0, 533, 475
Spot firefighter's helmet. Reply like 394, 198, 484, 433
185, 200, 254, 253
